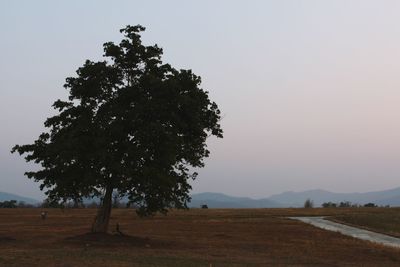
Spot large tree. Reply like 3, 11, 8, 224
12, 25, 223, 233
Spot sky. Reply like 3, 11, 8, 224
1, 0, 400, 200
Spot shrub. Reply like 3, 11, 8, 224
322, 202, 337, 208
0, 200, 17, 208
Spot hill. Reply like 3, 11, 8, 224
4, 186, 400, 208
0, 192, 39, 204
190, 187, 400, 208
189, 192, 282, 208
269, 187, 400, 207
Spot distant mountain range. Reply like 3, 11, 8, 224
188, 192, 282, 208
266, 188, 400, 207
3, 187, 400, 208
0, 192, 39, 204
189, 187, 400, 208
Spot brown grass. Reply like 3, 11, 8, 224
0, 208, 399, 266
332, 207, 400, 238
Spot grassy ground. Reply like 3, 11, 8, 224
332, 207, 400, 238
0, 208, 400, 266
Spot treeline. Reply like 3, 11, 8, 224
0, 198, 131, 209
303, 199, 388, 208
322, 201, 384, 208
0, 200, 35, 208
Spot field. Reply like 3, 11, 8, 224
332, 208, 400, 238
1, 208, 400, 266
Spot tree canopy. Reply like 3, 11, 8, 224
12, 25, 223, 232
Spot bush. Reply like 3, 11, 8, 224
17, 201, 35, 208
40, 199, 64, 208
0, 200, 17, 208
339, 201, 352, 208
322, 202, 337, 208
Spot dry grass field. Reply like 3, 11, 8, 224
1, 208, 400, 266
332, 208, 400, 238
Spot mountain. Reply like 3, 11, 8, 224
0, 192, 39, 204
3, 186, 400, 208
269, 187, 400, 207
190, 187, 400, 208
189, 192, 282, 208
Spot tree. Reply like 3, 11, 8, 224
12, 25, 223, 233
364, 203, 377, 208
322, 202, 337, 208
304, 198, 314, 208
0, 200, 17, 208
40, 198, 65, 209
339, 201, 351, 208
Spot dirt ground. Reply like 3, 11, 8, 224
0, 208, 400, 266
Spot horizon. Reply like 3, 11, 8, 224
3, 185, 400, 202
2, 1, 400, 200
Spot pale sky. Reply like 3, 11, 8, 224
1, 0, 400, 200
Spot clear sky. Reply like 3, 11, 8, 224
1, 0, 400, 200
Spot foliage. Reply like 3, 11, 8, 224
322, 202, 337, 208
338, 201, 352, 208
11, 25, 223, 219
0, 200, 35, 208
0, 200, 18, 208
40, 199, 65, 209
304, 198, 314, 208
322, 201, 363, 208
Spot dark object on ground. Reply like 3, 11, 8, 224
40, 211, 48, 220
201, 204, 208, 209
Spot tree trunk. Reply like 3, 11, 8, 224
92, 185, 113, 233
